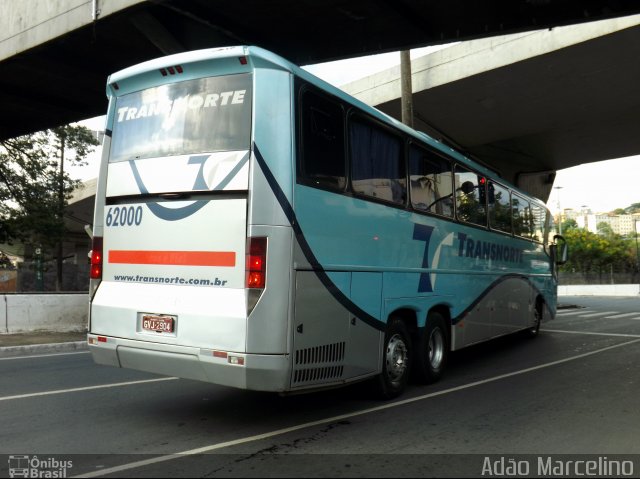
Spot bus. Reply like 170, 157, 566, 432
87, 46, 567, 398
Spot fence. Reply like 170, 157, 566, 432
6, 261, 90, 292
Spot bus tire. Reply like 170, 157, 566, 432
373, 317, 412, 399
525, 298, 543, 338
414, 311, 448, 385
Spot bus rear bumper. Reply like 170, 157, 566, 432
87, 335, 290, 392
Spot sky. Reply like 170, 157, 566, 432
71, 45, 640, 215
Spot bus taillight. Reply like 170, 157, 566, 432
90, 236, 103, 280
246, 237, 267, 289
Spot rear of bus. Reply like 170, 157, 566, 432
88, 47, 293, 392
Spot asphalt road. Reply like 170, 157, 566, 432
1, 295, 640, 477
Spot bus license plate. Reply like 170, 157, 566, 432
142, 315, 175, 333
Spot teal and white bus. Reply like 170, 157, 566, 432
88, 46, 566, 398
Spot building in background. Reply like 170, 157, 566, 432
576, 212, 640, 236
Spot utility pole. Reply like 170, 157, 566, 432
634, 219, 640, 278
56, 132, 66, 292
400, 50, 413, 128
554, 186, 564, 235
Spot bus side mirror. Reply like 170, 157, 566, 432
552, 234, 568, 265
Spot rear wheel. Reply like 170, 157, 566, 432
414, 311, 449, 384
373, 317, 412, 399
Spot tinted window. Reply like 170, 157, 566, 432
299, 89, 346, 190
455, 165, 487, 227
489, 182, 511, 233
409, 145, 453, 217
512, 194, 532, 238
110, 74, 252, 163
350, 119, 406, 204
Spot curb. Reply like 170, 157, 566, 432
0, 341, 88, 358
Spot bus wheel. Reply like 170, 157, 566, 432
526, 299, 543, 338
414, 311, 448, 384
374, 317, 412, 399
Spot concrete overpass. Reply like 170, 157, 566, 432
2, 1, 640, 204
2, 0, 640, 141
341, 15, 640, 201
25, 14, 640, 272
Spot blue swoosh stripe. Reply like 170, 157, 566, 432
128, 160, 207, 221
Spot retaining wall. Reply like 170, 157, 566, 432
0, 293, 88, 333
558, 284, 640, 297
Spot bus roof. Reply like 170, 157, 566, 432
107, 45, 545, 207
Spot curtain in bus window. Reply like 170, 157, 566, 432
300, 90, 346, 190
409, 145, 453, 217
512, 194, 532, 238
488, 181, 511, 233
350, 120, 405, 204
455, 165, 487, 226
110, 74, 252, 163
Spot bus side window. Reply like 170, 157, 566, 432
512, 194, 532, 238
299, 89, 346, 191
530, 203, 545, 242
350, 119, 406, 205
455, 165, 487, 227
488, 181, 511, 234
408, 145, 453, 217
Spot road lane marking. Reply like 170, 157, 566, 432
0, 377, 178, 402
0, 351, 90, 361
543, 329, 640, 338
556, 310, 594, 316
578, 311, 618, 318
74, 338, 640, 478
603, 312, 640, 319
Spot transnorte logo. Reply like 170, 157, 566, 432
128, 152, 248, 221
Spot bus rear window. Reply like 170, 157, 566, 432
109, 73, 252, 162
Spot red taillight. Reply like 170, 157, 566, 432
160, 65, 183, 76
245, 237, 267, 289
90, 236, 103, 280
239, 56, 248, 65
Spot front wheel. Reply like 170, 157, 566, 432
414, 311, 449, 384
525, 299, 543, 338
373, 318, 412, 399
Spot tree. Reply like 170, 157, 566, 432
560, 228, 635, 277
596, 221, 614, 237
626, 203, 640, 214
561, 218, 578, 232
0, 125, 99, 290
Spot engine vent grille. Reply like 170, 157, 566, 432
295, 342, 345, 365
293, 365, 344, 384
292, 341, 346, 385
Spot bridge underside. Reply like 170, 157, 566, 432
2, 1, 640, 202
364, 22, 640, 200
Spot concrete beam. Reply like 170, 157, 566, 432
0, 0, 146, 62
343, 14, 640, 121
340, 14, 640, 201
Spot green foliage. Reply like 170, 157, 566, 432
596, 221, 614, 237
625, 203, 640, 214
0, 125, 99, 250
561, 218, 578, 232
560, 228, 636, 274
